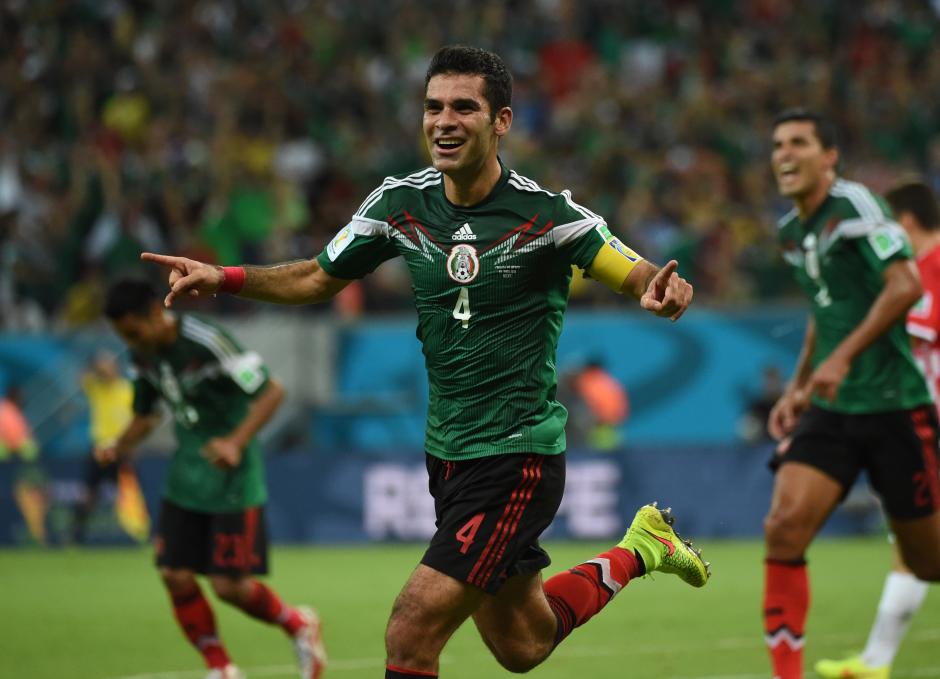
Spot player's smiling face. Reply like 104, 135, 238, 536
771, 120, 838, 200
423, 74, 508, 178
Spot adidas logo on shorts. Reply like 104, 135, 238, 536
452, 223, 477, 241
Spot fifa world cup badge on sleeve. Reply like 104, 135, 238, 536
327, 224, 355, 261
867, 224, 904, 260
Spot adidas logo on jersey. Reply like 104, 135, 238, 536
452, 223, 477, 241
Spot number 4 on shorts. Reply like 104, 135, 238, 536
456, 512, 485, 554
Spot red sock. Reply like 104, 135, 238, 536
238, 580, 305, 636
543, 546, 641, 646
764, 559, 809, 679
170, 585, 231, 669
386, 665, 438, 678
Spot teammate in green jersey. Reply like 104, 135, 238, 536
762, 109, 940, 679
98, 279, 326, 679
141, 46, 709, 679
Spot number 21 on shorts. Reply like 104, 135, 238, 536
452, 288, 471, 329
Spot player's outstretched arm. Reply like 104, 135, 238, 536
623, 259, 693, 321
140, 253, 352, 307
768, 317, 815, 440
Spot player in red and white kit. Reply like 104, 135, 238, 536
816, 181, 940, 679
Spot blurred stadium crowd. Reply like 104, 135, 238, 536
2, 0, 940, 328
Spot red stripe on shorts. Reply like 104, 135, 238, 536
476, 456, 544, 586
243, 506, 259, 571
912, 408, 940, 510
467, 456, 543, 588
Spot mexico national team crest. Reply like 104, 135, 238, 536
447, 243, 480, 283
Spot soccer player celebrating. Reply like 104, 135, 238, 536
98, 279, 326, 679
815, 181, 940, 679
766, 111, 940, 679
142, 46, 709, 679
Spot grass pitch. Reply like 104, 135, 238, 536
2, 538, 938, 679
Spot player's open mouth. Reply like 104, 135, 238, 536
435, 138, 465, 153
778, 163, 799, 180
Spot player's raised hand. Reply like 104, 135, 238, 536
640, 260, 693, 321
140, 252, 224, 307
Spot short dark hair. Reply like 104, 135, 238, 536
104, 278, 159, 320
772, 108, 838, 150
885, 181, 940, 232
425, 45, 512, 120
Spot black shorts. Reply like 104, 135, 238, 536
775, 404, 940, 520
155, 499, 269, 576
421, 452, 565, 594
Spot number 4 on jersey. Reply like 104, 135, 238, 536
452, 288, 471, 329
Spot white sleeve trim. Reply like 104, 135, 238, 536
553, 218, 603, 247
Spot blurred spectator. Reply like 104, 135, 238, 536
0, 387, 47, 544
2, 1, 940, 323
561, 357, 630, 451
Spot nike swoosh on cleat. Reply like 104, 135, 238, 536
643, 529, 676, 555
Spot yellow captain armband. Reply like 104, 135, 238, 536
588, 234, 644, 292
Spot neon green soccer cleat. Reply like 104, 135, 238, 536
618, 502, 711, 587
814, 654, 890, 679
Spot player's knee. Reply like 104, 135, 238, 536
385, 600, 429, 664
489, 640, 551, 673
901, 554, 940, 582
763, 509, 811, 554
159, 568, 196, 593
209, 575, 243, 603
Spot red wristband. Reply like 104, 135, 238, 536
219, 266, 246, 294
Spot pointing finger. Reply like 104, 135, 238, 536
141, 252, 183, 267
655, 259, 679, 282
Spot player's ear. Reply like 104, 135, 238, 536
494, 106, 512, 138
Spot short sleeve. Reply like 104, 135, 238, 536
855, 220, 914, 275
316, 217, 399, 279
196, 321, 271, 395
556, 219, 609, 270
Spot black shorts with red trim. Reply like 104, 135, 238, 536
421, 452, 565, 594
154, 499, 269, 576
774, 404, 940, 520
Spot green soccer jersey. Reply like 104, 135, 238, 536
777, 177, 931, 413
131, 314, 270, 512
317, 164, 639, 460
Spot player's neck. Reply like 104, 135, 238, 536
794, 174, 835, 220
914, 231, 940, 258
161, 311, 179, 345
443, 155, 503, 207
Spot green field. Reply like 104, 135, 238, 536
3, 538, 938, 679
